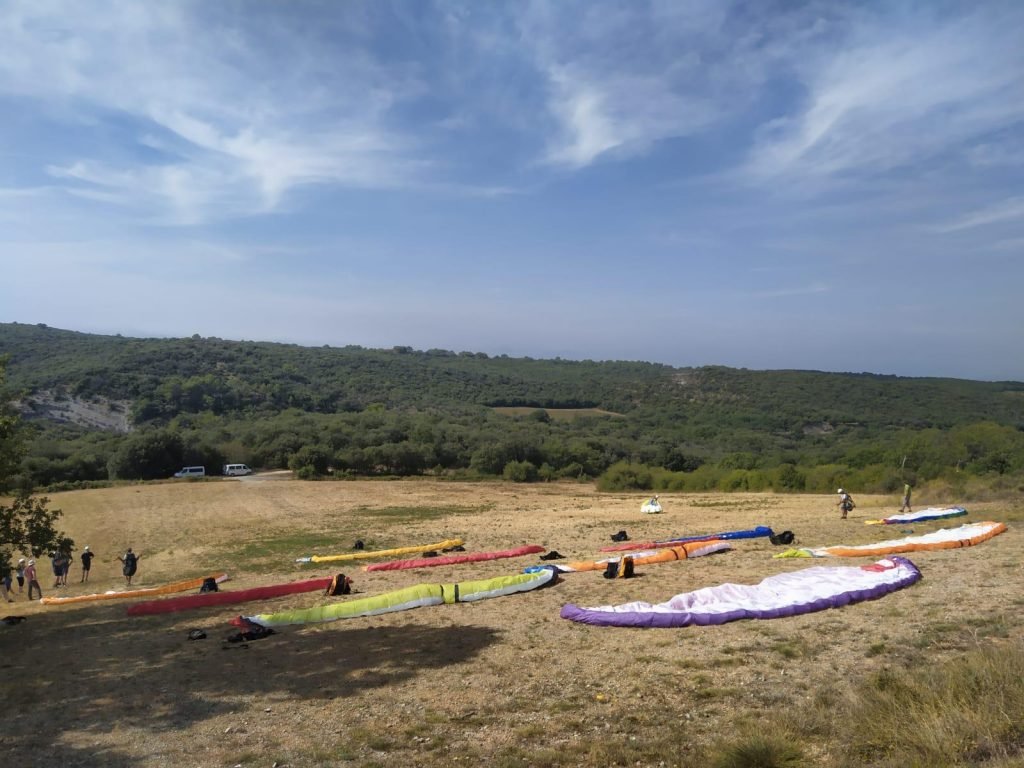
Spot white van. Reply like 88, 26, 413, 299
173, 466, 206, 478
223, 464, 252, 476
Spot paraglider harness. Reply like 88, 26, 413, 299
769, 530, 796, 546
603, 556, 635, 579
324, 573, 353, 596
122, 552, 137, 574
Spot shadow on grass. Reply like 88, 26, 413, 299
3, 603, 501, 765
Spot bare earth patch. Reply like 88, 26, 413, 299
2, 479, 1020, 767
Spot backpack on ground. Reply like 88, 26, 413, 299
226, 623, 275, 643
199, 577, 219, 593
610, 530, 629, 542
769, 530, 796, 546
603, 556, 635, 579
324, 573, 352, 596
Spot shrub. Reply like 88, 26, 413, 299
710, 730, 807, 768
502, 460, 538, 483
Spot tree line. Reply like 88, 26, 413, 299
2, 323, 1023, 495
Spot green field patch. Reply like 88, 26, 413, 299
352, 503, 492, 523
491, 406, 624, 420
216, 531, 364, 569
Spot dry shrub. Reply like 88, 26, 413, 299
834, 639, 1024, 767
710, 728, 807, 768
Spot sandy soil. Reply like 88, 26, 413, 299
1, 479, 1020, 767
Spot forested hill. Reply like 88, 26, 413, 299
1, 322, 1021, 428
2, 322, 1023, 493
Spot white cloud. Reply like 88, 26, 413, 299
745, 7, 1024, 181
513, 1, 730, 169
0, 1, 422, 223
935, 197, 1024, 233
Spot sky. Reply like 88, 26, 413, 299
1, 1, 1023, 381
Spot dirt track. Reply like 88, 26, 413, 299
2, 479, 1019, 767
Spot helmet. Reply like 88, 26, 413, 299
837, 488, 844, 494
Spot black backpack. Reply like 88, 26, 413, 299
769, 530, 796, 546
199, 577, 219, 593
324, 573, 352, 596
603, 556, 635, 579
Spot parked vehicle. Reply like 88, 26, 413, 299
173, 466, 206, 478
223, 463, 252, 476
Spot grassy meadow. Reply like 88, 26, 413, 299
2, 478, 1021, 767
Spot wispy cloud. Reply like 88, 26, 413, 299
0, 1, 423, 223
519, 1, 730, 169
744, 6, 1024, 182
935, 197, 1024, 233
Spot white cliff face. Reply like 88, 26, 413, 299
14, 391, 133, 433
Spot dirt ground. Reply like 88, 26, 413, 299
1, 478, 1020, 767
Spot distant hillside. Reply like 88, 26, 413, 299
2, 322, 1021, 428
2, 322, 1022, 492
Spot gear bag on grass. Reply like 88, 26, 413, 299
769, 530, 796, 546
324, 573, 353, 596
603, 556, 635, 579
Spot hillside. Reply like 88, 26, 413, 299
2, 322, 1023, 491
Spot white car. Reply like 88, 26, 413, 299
223, 464, 252, 476
174, 466, 206, 478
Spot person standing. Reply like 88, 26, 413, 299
899, 483, 912, 514
15, 558, 26, 594
50, 552, 63, 588
25, 559, 43, 600
118, 548, 140, 586
837, 488, 855, 520
1, 563, 13, 602
80, 546, 94, 583
60, 548, 72, 586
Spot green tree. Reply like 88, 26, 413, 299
0, 359, 69, 573
288, 444, 332, 477
107, 429, 184, 480
503, 460, 538, 483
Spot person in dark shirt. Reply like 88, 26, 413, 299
51, 552, 65, 588
1, 564, 12, 602
80, 546, 95, 583
118, 548, 140, 585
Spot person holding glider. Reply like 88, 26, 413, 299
641, 495, 663, 514
118, 548, 140, 585
837, 489, 855, 520
899, 483, 912, 514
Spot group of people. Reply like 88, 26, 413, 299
0, 546, 140, 602
836, 483, 912, 520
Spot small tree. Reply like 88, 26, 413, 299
1, 358, 69, 572
503, 460, 538, 483
0, 492, 70, 571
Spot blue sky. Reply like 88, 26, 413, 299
2, 1, 1023, 380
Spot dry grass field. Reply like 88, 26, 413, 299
2, 478, 1021, 768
